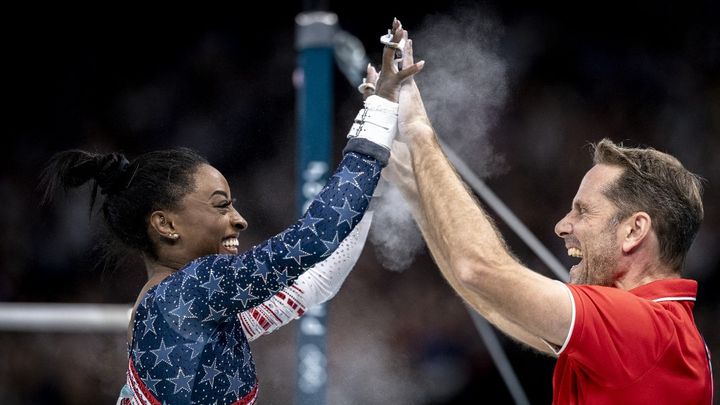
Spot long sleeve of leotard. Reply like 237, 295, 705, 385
135, 145, 384, 336
238, 210, 372, 341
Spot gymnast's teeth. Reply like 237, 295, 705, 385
567, 247, 583, 258
222, 238, 239, 248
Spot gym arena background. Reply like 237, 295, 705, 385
2, 1, 718, 403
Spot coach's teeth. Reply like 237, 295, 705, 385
222, 238, 239, 248
567, 248, 583, 258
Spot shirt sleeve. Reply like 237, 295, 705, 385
560, 284, 676, 383
143, 151, 382, 330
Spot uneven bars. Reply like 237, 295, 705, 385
0, 303, 130, 332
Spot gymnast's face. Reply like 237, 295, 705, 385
554, 164, 625, 286
170, 164, 248, 261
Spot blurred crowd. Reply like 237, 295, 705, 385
1, 2, 718, 404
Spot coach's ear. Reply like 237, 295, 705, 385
621, 212, 651, 253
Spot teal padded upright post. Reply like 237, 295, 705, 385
294, 11, 337, 405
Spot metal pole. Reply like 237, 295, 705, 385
466, 306, 531, 405
440, 140, 570, 282
0, 303, 131, 332
294, 11, 337, 405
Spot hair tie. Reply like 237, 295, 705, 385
95, 153, 130, 195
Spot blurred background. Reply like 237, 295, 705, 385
1, 1, 718, 403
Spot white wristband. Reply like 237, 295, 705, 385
347, 95, 398, 150
365, 94, 399, 113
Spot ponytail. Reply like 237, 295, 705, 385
40, 149, 131, 214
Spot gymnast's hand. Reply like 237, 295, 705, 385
373, 18, 424, 103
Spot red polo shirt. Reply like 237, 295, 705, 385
552, 278, 713, 404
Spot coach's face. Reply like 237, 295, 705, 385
554, 164, 625, 286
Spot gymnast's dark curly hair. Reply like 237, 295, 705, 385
40, 148, 208, 259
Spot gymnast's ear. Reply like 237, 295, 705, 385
149, 211, 177, 240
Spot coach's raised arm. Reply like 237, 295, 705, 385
385, 18, 713, 405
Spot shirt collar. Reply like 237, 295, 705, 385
629, 278, 697, 302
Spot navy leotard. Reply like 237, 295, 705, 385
127, 151, 382, 404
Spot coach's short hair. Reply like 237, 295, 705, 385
592, 139, 704, 272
